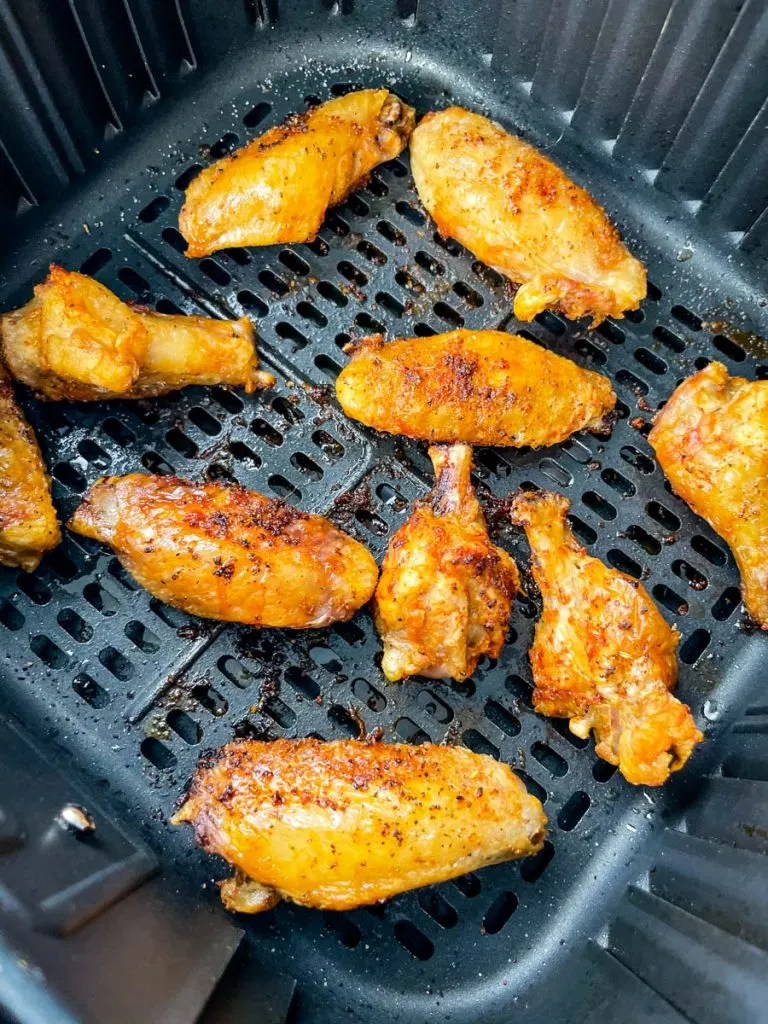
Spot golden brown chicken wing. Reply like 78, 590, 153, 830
510, 490, 702, 786
1, 266, 273, 400
0, 365, 60, 571
409, 108, 646, 324
172, 738, 546, 912
374, 444, 519, 681
336, 330, 616, 446
179, 89, 415, 257
649, 361, 768, 629
69, 474, 378, 628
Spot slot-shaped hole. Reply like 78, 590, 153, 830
30, 634, 70, 669
268, 475, 301, 503
285, 666, 320, 700
520, 841, 554, 882
57, 608, 92, 643
209, 132, 238, 159
290, 452, 323, 480
323, 912, 360, 949
415, 250, 445, 276
672, 560, 708, 590
274, 322, 309, 350
453, 281, 483, 308
314, 354, 342, 380
671, 305, 702, 331
243, 101, 271, 128
557, 791, 590, 831
620, 445, 654, 474
80, 248, 112, 274
434, 301, 464, 327
582, 491, 617, 520
338, 260, 368, 287
155, 297, 182, 314
139, 195, 169, 223
141, 737, 177, 770
550, 718, 589, 749
482, 891, 518, 935
18, 575, 51, 605
616, 368, 649, 395
53, 462, 87, 492
237, 290, 268, 315
561, 438, 592, 464
263, 697, 296, 729
277, 249, 310, 276
124, 620, 160, 653
634, 347, 667, 375
623, 524, 661, 556
505, 673, 533, 709
419, 890, 457, 929
218, 656, 256, 688
712, 586, 740, 621
376, 291, 405, 316
647, 282, 663, 301
462, 729, 499, 760
535, 311, 566, 336
601, 467, 635, 497
484, 700, 521, 737
393, 920, 433, 961
396, 717, 430, 745
167, 709, 202, 745
48, 550, 79, 581
141, 451, 174, 476
312, 430, 344, 460
713, 334, 746, 362
78, 439, 111, 469
259, 269, 289, 296
691, 534, 727, 566
73, 673, 109, 708
165, 428, 198, 458
272, 396, 304, 425
251, 418, 283, 447
415, 689, 453, 723
99, 646, 134, 681
395, 199, 425, 225
0, 600, 24, 631
596, 320, 624, 344
531, 742, 567, 777
199, 258, 230, 286
364, 174, 388, 198
679, 628, 711, 664
352, 678, 386, 711
149, 600, 188, 629
653, 325, 685, 353
414, 322, 437, 337
574, 337, 607, 364
344, 193, 369, 217
328, 704, 362, 738
472, 261, 505, 288
377, 220, 406, 246
317, 281, 347, 307
297, 301, 328, 327
118, 267, 150, 298
355, 509, 388, 536
355, 312, 384, 334
607, 548, 642, 579
83, 582, 119, 616
593, 760, 618, 782
108, 559, 136, 591
175, 164, 202, 190
433, 233, 463, 256
162, 226, 187, 253
376, 482, 408, 512
188, 407, 221, 436
211, 387, 244, 415
102, 418, 135, 447
310, 645, 343, 674
653, 584, 689, 615
539, 458, 573, 487
221, 247, 250, 267
646, 501, 680, 533
192, 683, 228, 716
357, 240, 387, 265
568, 514, 597, 546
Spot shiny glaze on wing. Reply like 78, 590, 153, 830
0, 365, 60, 571
409, 108, 646, 324
374, 444, 520, 681
179, 89, 415, 257
510, 490, 702, 786
172, 738, 546, 912
1, 266, 272, 400
69, 474, 378, 628
649, 361, 768, 629
336, 330, 616, 446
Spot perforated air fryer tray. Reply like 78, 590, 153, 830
1, 46, 767, 1024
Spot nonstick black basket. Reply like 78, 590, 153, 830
1, 2, 767, 1023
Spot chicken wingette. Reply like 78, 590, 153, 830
172, 738, 546, 912
336, 330, 616, 446
69, 474, 378, 627
1, 266, 273, 400
510, 490, 702, 786
649, 361, 768, 629
0, 365, 60, 571
374, 444, 519, 681
179, 89, 415, 257
409, 107, 646, 324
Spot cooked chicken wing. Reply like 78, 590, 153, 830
69, 474, 378, 627
409, 108, 646, 324
179, 89, 415, 257
1, 266, 273, 400
172, 738, 546, 912
374, 444, 519, 681
0, 365, 60, 571
336, 330, 616, 446
649, 361, 768, 629
510, 490, 702, 786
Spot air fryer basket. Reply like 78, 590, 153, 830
1, 2, 767, 1023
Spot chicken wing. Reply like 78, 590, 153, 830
69, 474, 378, 628
179, 89, 415, 257
374, 444, 519, 681
409, 108, 646, 324
1, 266, 273, 400
336, 330, 616, 446
510, 490, 702, 786
172, 738, 546, 912
0, 365, 60, 571
649, 361, 768, 629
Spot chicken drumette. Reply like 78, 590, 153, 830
649, 361, 768, 629
173, 738, 546, 913
70, 474, 378, 628
179, 89, 415, 257
409, 107, 646, 324
1, 266, 273, 401
0, 365, 60, 571
374, 443, 520, 681
510, 490, 702, 786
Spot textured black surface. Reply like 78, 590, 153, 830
0, 3, 767, 1023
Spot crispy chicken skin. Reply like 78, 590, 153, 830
374, 444, 519, 681
409, 108, 646, 324
510, 490, 702, 786
69, 474, 378, 628
0, 365, 60, 571
649, 362, 768, 629
179, 89, 415, 257
172, 738, 546, 912
1, 266, 273, 400
336, 330, 616, 446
